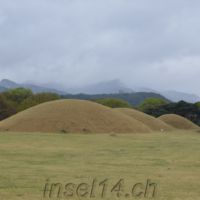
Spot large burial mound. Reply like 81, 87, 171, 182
114, 108, 176, 131
158, 114, 199, 129
0, 99, 153, 134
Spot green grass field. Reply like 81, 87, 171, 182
0, 131, 200, 200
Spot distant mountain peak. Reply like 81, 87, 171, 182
0, 79, 68, 95
0, 79, 15, 83
0, 79, 20, 89
66, 79, 135, 94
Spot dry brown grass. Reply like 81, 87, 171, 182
0, 99, 153, 134
115, 108, 176, 131
158, 114, 199, 129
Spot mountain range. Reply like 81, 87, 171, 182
0, 79, 68, 95
0, 79, 200, 103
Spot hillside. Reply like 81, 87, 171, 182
158, 114, 199, 129
61, 92, 172, 106
115, 108, 176, 131
0, 99, 152, 134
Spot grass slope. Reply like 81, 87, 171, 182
115, 108, 176, 131
0, 99, 152, 134
0, 131, 200, 200
158, 114, 199, 129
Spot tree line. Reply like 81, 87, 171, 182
91, 98, 132, 108
1, 87, 200, 127
60, 92, 172, 106
95, 98, 200, 126
141, 99, 200, 126
0, 87, 60, 121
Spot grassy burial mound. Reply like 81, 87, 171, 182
115, 108, 176, 131
158, 114, 199, 129
0, 99, 153, 134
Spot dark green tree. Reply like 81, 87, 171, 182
144, 100, 200, 126
0, 94, 17, 121
99, 98, 132, 108
0, 89, 61, 120
197, 102, 200, 111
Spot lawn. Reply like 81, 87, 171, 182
0, 130, 200, 200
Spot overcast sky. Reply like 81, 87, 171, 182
0, 0, 200, 94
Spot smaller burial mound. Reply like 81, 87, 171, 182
0, 99, 153, 134
115, 108, 176, 131
158, 114, 199, 129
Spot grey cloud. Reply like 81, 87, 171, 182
0, 0, 200, 94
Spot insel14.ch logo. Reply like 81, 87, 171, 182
43, 179, 157, 198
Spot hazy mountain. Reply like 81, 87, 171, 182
131, 86, 158, 93
161, 90, 200, 103
0, 79, 68, 95
21, 84, 68, 95
0, 86, 7, 93
22, 79, 157, 95
132, 87, 200, 103
66, 80, 200, 103
22, 80, 67, 92
1, 79, 200, 103
66, 79, 135, 94
0, 79, 20, 89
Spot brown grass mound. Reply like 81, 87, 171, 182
0, 99, 153, 134
158, 114, 199, 129
115, 108, 176, 131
